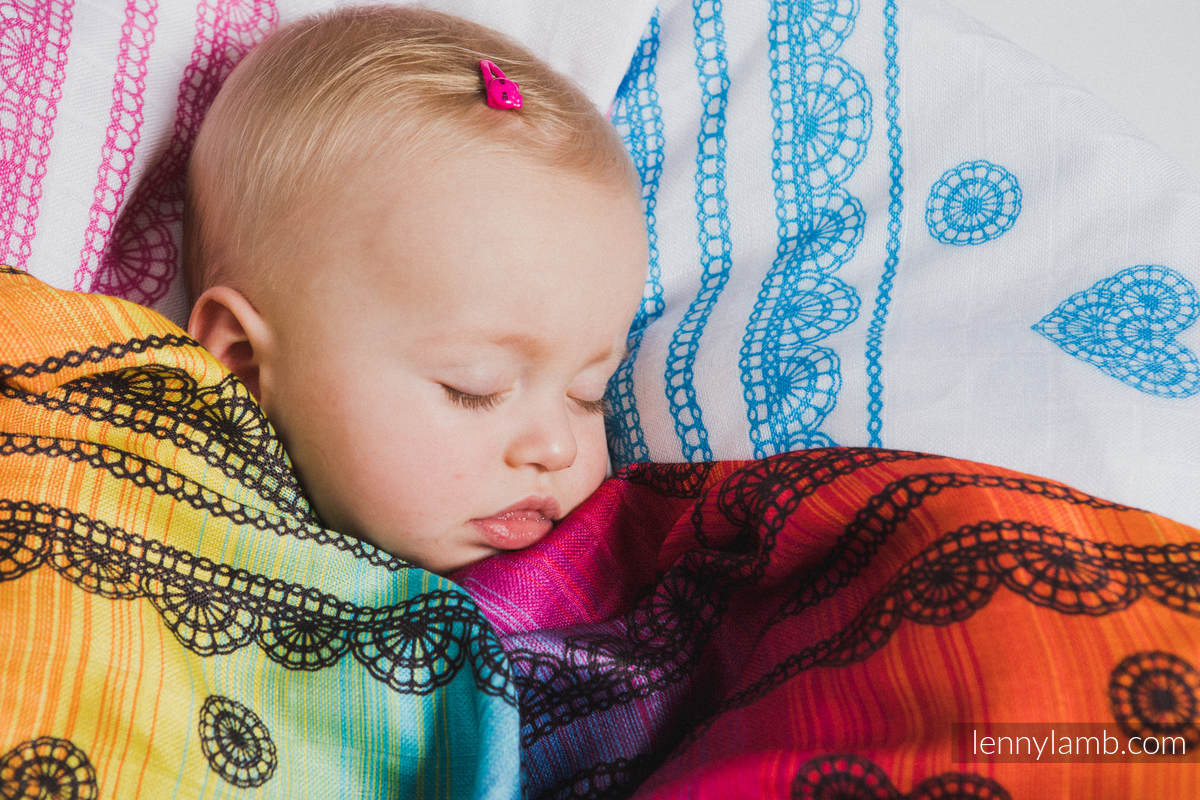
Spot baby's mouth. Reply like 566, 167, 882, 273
472, 496, 561, 550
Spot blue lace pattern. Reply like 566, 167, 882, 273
740, 0, 868, 456
926, 159, 1022, 246
1034, 265, 1200, 398
608, 13, 666, 468
661, 0, 734, 461
864, 0, 903, 446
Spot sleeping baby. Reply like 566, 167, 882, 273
183, 5, 647, 574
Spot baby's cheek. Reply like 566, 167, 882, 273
576, 430, 611, 489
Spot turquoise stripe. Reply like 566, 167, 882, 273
663, 0, 734, 462
865, 0, 904, 447
607, 12, 665, 468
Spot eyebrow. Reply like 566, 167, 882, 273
425, 333, 629, 367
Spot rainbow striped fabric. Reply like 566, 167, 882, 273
0, 267, 520, 798
5, 265, 1200, 798
457, 450, 1200, 797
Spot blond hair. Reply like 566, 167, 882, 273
183, 4, 636, 299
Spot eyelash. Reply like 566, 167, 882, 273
574, 398, 609, 416
442, 385, 504, 411
441, 385, 609, 416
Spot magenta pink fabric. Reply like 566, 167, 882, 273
90, 0, 277, 303
74, 0, 157, 290
0, 1, 72, 272
0, 0, 277, 301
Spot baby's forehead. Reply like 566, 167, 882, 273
290, 148, 643, 283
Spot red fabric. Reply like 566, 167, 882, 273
456, 449, 1200, 798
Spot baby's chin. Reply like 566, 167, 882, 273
422, 542, 529, 579
349, 523, 512, 577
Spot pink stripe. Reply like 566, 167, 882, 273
0, 0, 74, 272
90, 0, 277, 302
73, 0, 157, 290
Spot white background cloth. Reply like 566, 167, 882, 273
13, 0, 1200, 528
946, 0, 1200, 180
603, 0, 1200, 527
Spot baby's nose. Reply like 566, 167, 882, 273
506, 405, 577, 472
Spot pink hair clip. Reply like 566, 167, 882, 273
480, 59, 523, 110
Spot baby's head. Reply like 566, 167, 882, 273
184, 6, 647, 573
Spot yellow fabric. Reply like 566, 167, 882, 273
0, 267, 520, 799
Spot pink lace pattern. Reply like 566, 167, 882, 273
73, 0, 157, 290
0, 1, 73, 272
90, 0, 277, 303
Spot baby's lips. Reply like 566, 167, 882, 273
472, 496, 561, 550
472, 512, 553, 550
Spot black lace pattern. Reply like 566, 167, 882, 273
499, 451, 1200, 797
1110, 651, 1200, 748
791, 754, 1010, 800
0, 737, 98, 799
198, 696, 277, 788
0, 498, 514, 702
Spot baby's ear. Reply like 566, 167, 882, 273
187, 285, 271, 401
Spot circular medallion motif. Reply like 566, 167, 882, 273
926, 159, 1021, 245
790, 753, 1010, 800
909, 771, 1012, 799
0, 736, 97, 800
1109, 651, 1200, 747
791, 754, 898, 799
198, 695, 277, 788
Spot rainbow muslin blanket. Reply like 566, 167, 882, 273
4, 266, 1200, 798
457, 453, 1200, 797
0, 267, 520, 798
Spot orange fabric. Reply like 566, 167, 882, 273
0, 267, 520, 798
457, 451, 1200, 797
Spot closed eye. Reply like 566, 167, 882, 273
442, 385, 504, 411
573, 397, 609, 416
